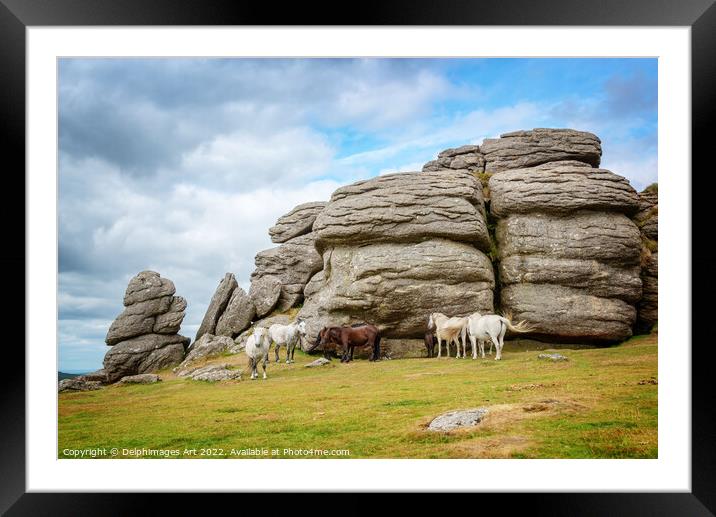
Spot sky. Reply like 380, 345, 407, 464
58, 57, 658, 372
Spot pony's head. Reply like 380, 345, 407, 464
296, 319, 307, 336
253, 327, 268, 346
427, 313, 436, 330
319, 327, 340, 348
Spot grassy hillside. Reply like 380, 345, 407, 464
58, 332, 657, 459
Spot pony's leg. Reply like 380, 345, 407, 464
250, 358, 257, 380
275, 341, 280, 363
341, 336, 349, 363
469, 334, 477, 360
497, 323, 507, 361
461, 326, 467, 359
490, 334, 502, 360
436, 331, 442, 358
262, 354, 268, 379
479, 339, 485, 359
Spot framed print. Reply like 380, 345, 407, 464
3, 0, 714, 513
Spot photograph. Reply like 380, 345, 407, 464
55, 57, 659, 460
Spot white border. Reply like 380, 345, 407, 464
28, 27, 690, 492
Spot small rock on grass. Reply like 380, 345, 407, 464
427, 408, 488, 431
58, 378, 103, 393
537, 353, 568, 362
119, 373, 161, 384
305, 357, 331, 368
178, 363, 242, 382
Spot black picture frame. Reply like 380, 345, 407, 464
2, 0, 713, 514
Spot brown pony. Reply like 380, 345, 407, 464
311, 324, 381, 362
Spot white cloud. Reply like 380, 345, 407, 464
180, 127, 335, 189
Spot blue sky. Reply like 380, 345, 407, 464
58, 57, 657, 372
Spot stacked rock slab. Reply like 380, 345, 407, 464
249, 201, 326, 313
103, 271, 189, 383
489, 160, 642, 342
423, 144, 485, 173
196, 273, 255, 341
480, 129, 602, 172
298, 170, 495, 348
633, 188, 658, 331
423, 129, 602, 176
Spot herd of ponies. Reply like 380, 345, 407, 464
244, 312, 532, 380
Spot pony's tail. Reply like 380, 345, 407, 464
374, 334, 382, 360
499, 311, 534, 333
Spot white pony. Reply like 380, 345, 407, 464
466, 311, 532, 360
245, 327, 271, 379
268, 319, 306, 364
428, 312, 469, 358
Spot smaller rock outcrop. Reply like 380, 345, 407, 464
58, 378, 103, 393
250, 234, 322, 312
268, 201, 327, 243
195, 273, 238, 340
215, 287, 255, 337
103, 271, 189, 383
633, 187, 658, 332
175, 334, 234, 372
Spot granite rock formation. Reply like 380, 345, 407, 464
489, 160, 642, 342
299, 169, 495, 346
103, 271, 189, 383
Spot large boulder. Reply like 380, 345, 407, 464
489, 161, 640, 216
195, 273, 238, 340
299, 170, 495, 350
489, 161, 642, 342
248, 276, 282, 318
299, 240, 494, 344
481, 129, 602, 173
215, 287, 255, 338
103, 333, 189, 383
250, 233, 323, 312
313, 170, 491, 253
268, 201, 327, 243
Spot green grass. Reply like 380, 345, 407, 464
58, 333, 657, 459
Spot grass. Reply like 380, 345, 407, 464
58, 332, 657, 459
